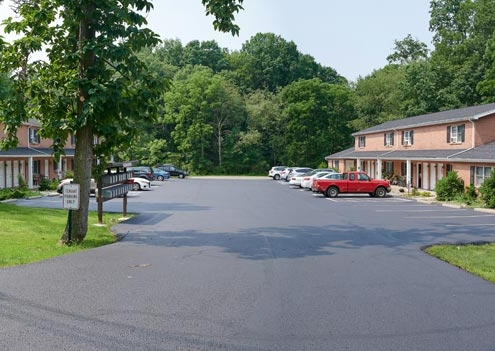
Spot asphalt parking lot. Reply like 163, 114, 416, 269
2, 177, 495, 351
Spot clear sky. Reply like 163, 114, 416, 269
0, 0, 434, 82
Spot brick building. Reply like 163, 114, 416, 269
326, 103, 495, 190
0, 119, 75, 189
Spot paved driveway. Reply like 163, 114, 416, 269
1, 178, 495, 350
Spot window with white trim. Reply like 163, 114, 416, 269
472, 166, 492, 187
447, 124, 465, 144
29, 128, 40, 144
402, 130, 413, 146
384, 132, 394, 147
358, 136, 366, 148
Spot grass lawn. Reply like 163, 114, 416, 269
425, 243, 495, 284
0, 203, 123, 268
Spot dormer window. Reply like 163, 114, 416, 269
402, 130, 414, 146
358, 136, 366, 148
384, 132, 394, 147
447, 124, 465, 144
29, 128, 40, 144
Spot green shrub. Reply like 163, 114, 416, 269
435, 171, 464, 201
460, 184, 478, 205
38, 178, 58, 191
479, 171, 495, 209
17, 175, 28, 191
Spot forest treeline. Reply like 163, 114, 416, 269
4, 0, 495, 175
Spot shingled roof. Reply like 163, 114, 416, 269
353, 103, 495, 136
326, 141, 495, 162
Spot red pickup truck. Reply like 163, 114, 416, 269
313, 171, 391, 198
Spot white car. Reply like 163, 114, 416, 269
287, 168, 314, 186
285, 167, 313, 182
300, 171, 333, 189
57, 178, 97, 194
129, 177, 151, 191
268, 166, 287, 180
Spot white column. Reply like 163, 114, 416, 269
430, 164, 437, 190
377, 159, 383, 180
406, 160, 412, 187
5, 161, 12, 188
28, 157, 33, 188
20, 160, 25, 182
423, 163, 429, 190
0, 161, 4, 188
356, 158, 361, 171
438, 163, 444, 181
44, 159, 49, 178
13, 160, 19, 187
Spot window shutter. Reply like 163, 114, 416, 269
402, 131, 405, 145
391, 132, 394, 145
447, 126, 450, 143
384, 133, 386, 146
460, 124, 465, 142
470, 166, 475, 186
410, 130, 414, 145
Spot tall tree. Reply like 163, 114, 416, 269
163, 66, 245, 174
0, 0, 244, 244
244, 90, 285, 166
183, 40, 230, 72
281, 79, 355, 167
352, 65, 406, 130
429, 0, 495, 107
386, 34, 429, 65
228, 32, 343, 93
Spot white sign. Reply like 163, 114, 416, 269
63, 183, 80, 210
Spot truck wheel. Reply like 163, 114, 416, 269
375, 187, 387, 198
326, 186, 339, 198
179, 174, 185, 179
274, 174, 280, 180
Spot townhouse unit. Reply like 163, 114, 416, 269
325, 103, 495, 191
0, 119, 75, 189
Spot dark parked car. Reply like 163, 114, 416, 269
128, 166, 154, 181
152, 168, 170, 181
156, 164, 189, 178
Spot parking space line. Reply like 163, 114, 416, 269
406, 215, 493, 219
446, 223, 495, 227
376, 209, 460, 212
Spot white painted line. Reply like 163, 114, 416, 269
376, 209, 459, 212
406, 215, 494, 219
446, 223, 495, 227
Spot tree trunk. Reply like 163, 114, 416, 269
61, 123, 94, 243
61, 3, 95, 244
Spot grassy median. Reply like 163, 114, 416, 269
425, 243, 495, 284
0, 202, 121, 268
